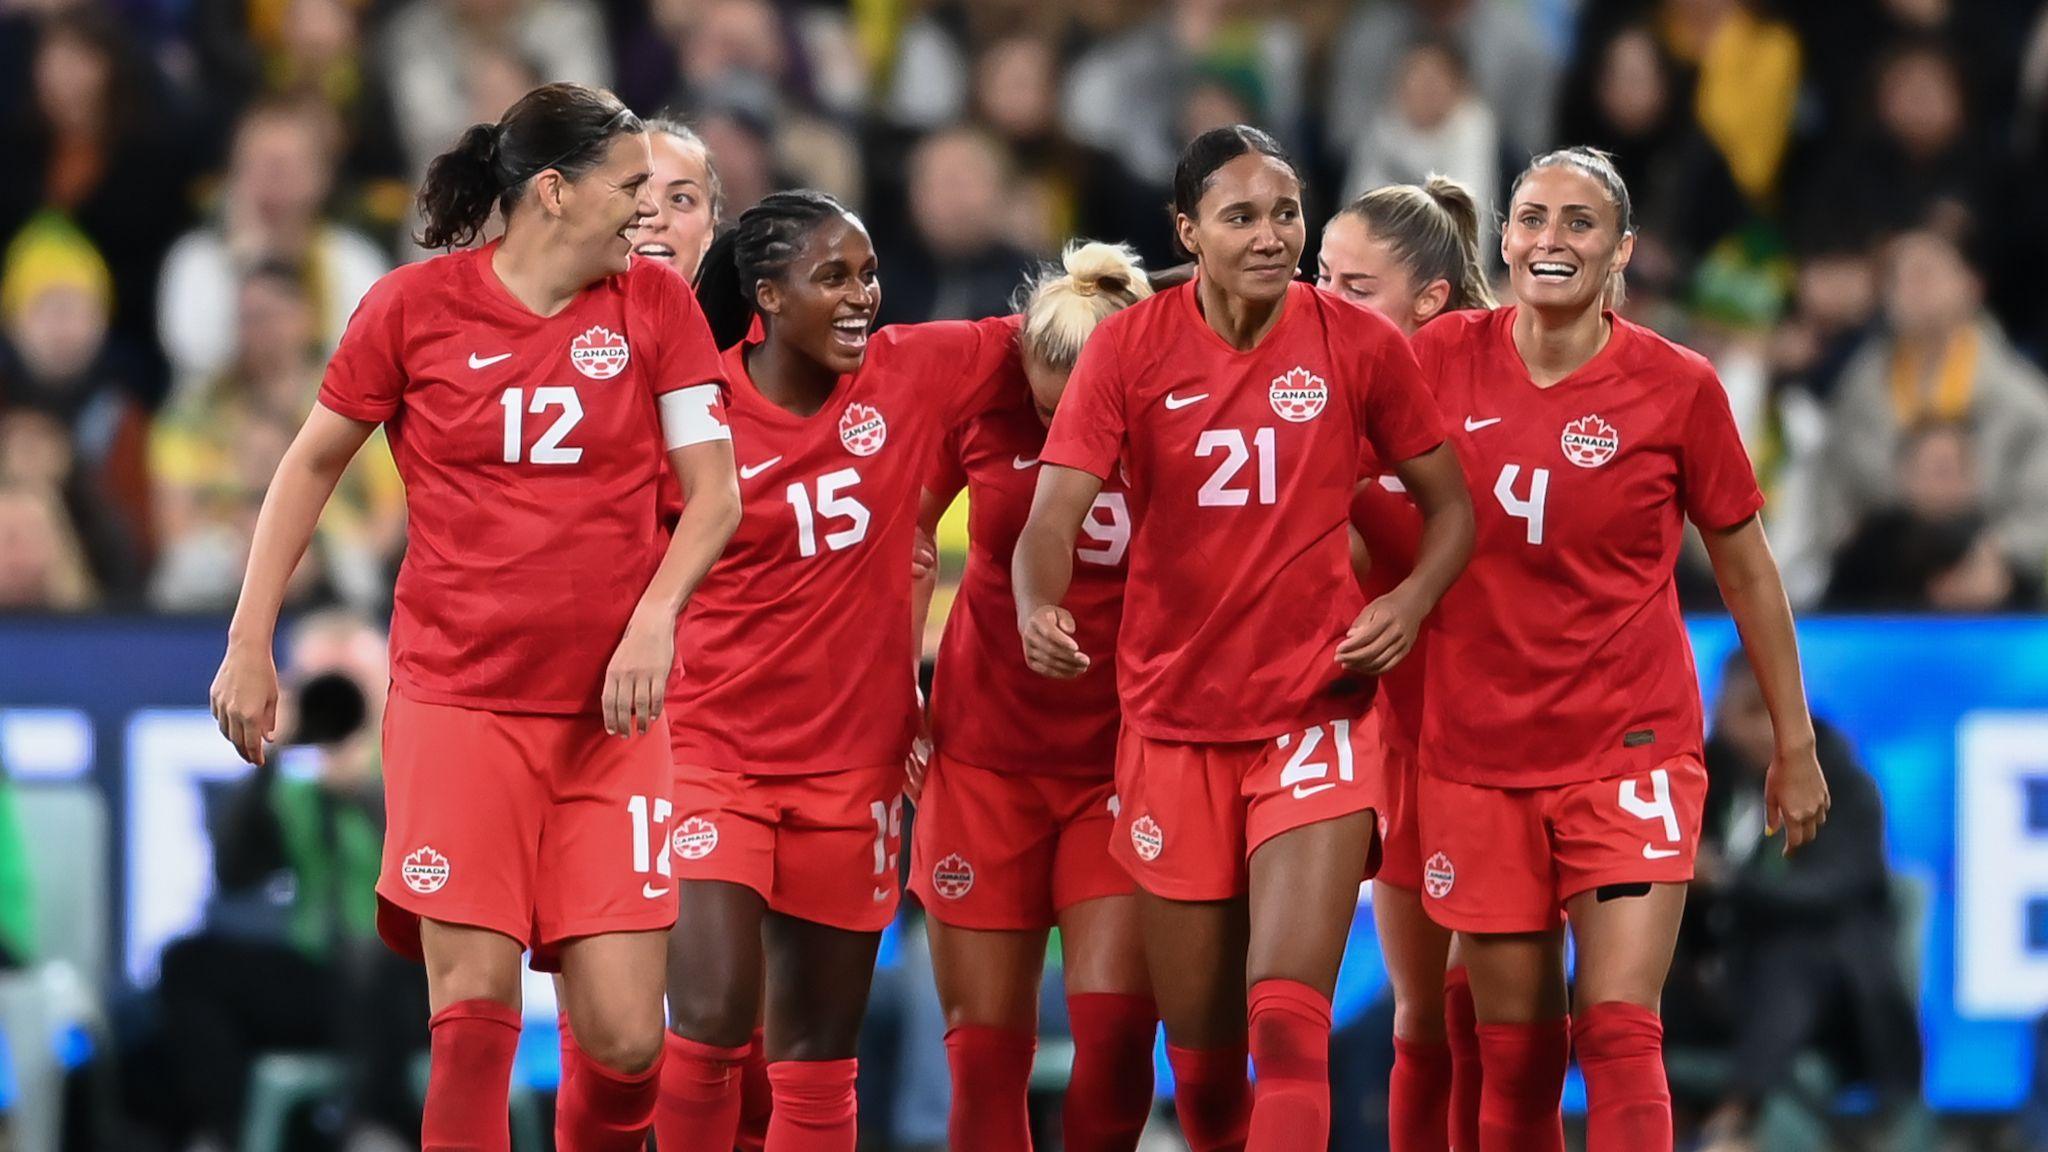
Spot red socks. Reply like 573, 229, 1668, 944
555, 1011, 581, 1151
1063, 993, 1158, 1152
1443, 969, 1482, 1152
654, 1031, 748, 1151
557, 1039, 662, 1152
1475, 1019, 1567, 1152
765, 1058, 859, 1152
1574, 1002, 1671, 1152
1245, 979, 1333, 1152
944, 1025, 1035, 1152
737, 1028, 771, 1151
1389, 1035, 1452, 1152
423, 998, 521, 1152
1165, 1042, 1251, 1152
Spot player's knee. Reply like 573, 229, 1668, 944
771, 1019, 863, 1063
1391, 997, 1449, 1045
667, 987, 756, 1049
424, 955, 521, 1008
577, 1015, 666, 1074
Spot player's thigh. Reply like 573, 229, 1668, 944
1563, 881, 1688, 1012
912, 754, 1060, 931
1246, 811, 1374, 996
1373, 881, 1454, 1043
533, 718, 677, 965
1138, 890, 1248, 1049
668, 879, 769, 1047
558, 929, 670, 1071
419, 918, 526, 1012
1058, 893, 1150, 998
928, 919, 1049, 1033
762, 912, 884, 1062
1457, 926, 1569, 1025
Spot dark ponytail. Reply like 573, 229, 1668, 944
692, 189, 852, 350
415, 82, 643, 250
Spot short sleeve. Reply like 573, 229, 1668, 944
1679, 369, 1766, 530
648, 265, 725, 398
1038, 322, 1127, 480
925, 421, 969, 505
1358, 331, 1445, 468
317, 271, 407, 423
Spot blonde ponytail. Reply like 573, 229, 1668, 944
1335, 174, 1497, 315
1019, 241, 1154, 372
1420, 176, 1498, 312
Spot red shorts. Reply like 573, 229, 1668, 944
1110, 712, 1387, 902
1417, 755, 1708, 934
908, 753, 1134, 930
670, 764, 904, 933
1373, 739, 1424, 893
376, 691, 677, 972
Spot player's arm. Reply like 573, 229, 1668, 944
1338, 443, 1472, 674
602, 390, 742, 738
1013, 464, 1103, 680
213, 403, 378, 764
1701, 515, 1829, 854
911, 486, 953, 662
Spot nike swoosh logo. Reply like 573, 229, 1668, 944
1642, 845, 1681, 860
1164, 392, 1209, 410
1012, 456, 1039, 470
1292, 783, 1337, 800
1464, 416, 1502, 431
642, 882, 672, 899
738, 456, 783, 480
469, 352, 512, 369
872, 885, 894, 903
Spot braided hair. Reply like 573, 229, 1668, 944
694, 190, 853, 350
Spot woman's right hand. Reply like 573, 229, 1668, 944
212, 640, 280, 766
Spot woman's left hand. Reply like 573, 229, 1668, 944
1336, 587, 1424, 674
1764, 739, 1830, 855
602, 608, 676, 737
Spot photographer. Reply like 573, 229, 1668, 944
151, 610, 424, 1151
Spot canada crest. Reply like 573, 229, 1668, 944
1423, 851, 1455, 899
672, 817, 719, 861
402, 846, 451, 894
930, 854, 975, 900
1560, 414, 1619, 468
569, 325, 630, 379
1269, 366, 1328, 423
839, 403, 887, 456
1130, 815, 1164, 862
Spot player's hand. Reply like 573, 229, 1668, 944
1336, 588, 1423, 674
211, 640, 280, 766
911, 527, 939, 582
603, 610, 675, 738
1021, 604, 1089, 679
1764, 738, 1829, 855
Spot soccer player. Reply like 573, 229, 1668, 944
1013, 125, 1475, 1151
909, 241, 1158, 1152
209, 83, 742, 1152
1316, 177, 1498, 1152
632, 117, 722, 279
1410, 147, 1830, 1152
654, 190, 1012, 1152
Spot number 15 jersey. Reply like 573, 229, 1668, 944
1414, 307, 1764, 789
1040, 280, 1444, 743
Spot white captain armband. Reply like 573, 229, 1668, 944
660, 383, 730, 449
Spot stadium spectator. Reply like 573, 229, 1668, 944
1812, 228, 2048, 585
693, 102, 782, 219
156, 98, 389, 399
1326, 0, 1558, 164
1340, 39, 1499, 221
0, 408, 142, 603
149, 260, 402, 612
0, 212, 152, 560
377, 0, 613, 180
971, 32, 1092, 256
1692, 652, 1925, 1152
0, 8, 190, 390
876, 127, 1036, 324
1657, 0, 1801, 207
154, 610, 427, 1152
0, 484, 94, 610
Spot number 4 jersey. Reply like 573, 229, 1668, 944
668, 319, 1015, 776
1413, 306, 1764, 788
317, 244, 725, 715
1041, 280, 1445, 743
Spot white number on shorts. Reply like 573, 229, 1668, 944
500, 386, 585, 465
627, 794, 675, 877
1494, 464, 1550, 545
869, 797, 903, 877
1277, 719, 1354, 798
1076, 492, 1131, 566
1196, 427, 1278, 507
787, 468, 872, 557
1617, 768, 1681, 844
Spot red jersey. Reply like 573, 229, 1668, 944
1415, 307, 1764, 787
669, 319, 1014, 775
317, 245, 723, 714
1040, 280, 1445, 742
1350, 476, 1427, 751
927, 316, 1128, 777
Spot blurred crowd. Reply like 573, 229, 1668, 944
3, 0, 2048, 618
